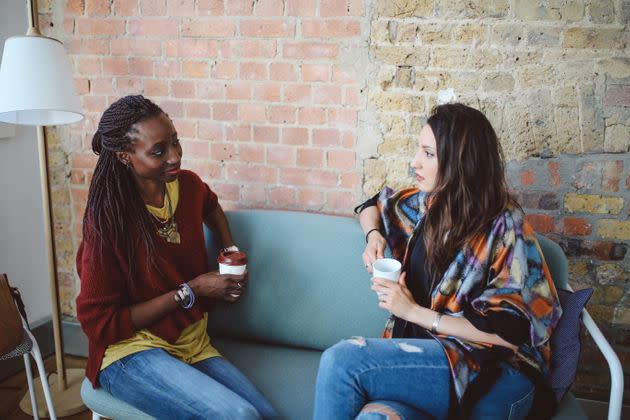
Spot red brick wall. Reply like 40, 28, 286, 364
59, 0, 367, 242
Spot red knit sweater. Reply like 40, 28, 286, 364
76, 170, 218, 387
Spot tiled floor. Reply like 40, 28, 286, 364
0, 355, 92, 420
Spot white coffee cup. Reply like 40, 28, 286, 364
372, 258, 402, 298
372, 258, 402, 281
218, 251, 247, 297
219, 263, 247, 275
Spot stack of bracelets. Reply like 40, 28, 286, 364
174, 283, 195, 309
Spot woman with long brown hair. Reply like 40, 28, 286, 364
313, 103, 562, 419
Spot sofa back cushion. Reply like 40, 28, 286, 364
535, 234, 569, 290
204, 215, 569, 352
205, 210, 389, 351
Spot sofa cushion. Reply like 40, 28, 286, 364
549, 288, 593, 402
535, 235, 569, 290
205, 210, 388, 351
554, 392, 588, 420
213, 336, 322, 420
80, 377, 154, 420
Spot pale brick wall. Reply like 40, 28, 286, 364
365, 0, 629, 402
37, 0, 628, 402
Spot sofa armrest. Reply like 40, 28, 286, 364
581, 309, 623, 420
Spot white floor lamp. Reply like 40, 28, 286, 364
0, 0, 85, 417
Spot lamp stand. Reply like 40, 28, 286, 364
17, 115, 85, 417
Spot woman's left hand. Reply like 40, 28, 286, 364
371, 272, 418, 320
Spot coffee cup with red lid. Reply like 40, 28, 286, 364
218, 250, 248, 275
218, 250, 247, 298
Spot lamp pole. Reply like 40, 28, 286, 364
26, 0, 42, 36
37, 123, 67, 392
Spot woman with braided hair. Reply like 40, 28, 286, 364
76, 95, 278, 419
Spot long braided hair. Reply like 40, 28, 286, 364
83, 95, 164, 283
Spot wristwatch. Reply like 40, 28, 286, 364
222, 245, 239, 253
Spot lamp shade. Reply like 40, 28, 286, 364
0, 36, 83, 126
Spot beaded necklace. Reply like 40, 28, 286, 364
152, 186, 180, 244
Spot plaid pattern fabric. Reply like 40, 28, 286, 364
376, 187, 563, 402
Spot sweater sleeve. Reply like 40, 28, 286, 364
75, 237, 136, 348
202, 182, 219, 215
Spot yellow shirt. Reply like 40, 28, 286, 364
145, 178, 180, 220
100, 179, 220, 370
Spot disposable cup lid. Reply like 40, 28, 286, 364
218, 251, 247, 266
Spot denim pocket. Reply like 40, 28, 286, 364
99, 356, 134, 393
507, 386, 535, 420
98, 366, 114, 393
116, 349, 153, 369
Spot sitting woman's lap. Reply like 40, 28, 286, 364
469, 362, 535, 420
314, 338, 535, 420
314, 338, 452, 420
99, 348, 277, 420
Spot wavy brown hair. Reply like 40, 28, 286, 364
423, 103, 513, 278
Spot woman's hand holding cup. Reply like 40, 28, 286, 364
372, 272, 417, 319
189, 270, 247, 303
362, 231, 386, 273
218, 250, 248, 300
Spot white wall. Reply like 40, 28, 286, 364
0, 3, 52, 324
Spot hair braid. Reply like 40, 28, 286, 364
83, 95, 164, 284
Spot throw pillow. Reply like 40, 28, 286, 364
548, 287, 593, 402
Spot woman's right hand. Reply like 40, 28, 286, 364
362, 231, 386, 274
189, 270, 247, 303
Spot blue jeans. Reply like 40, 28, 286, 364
99, 348, 279, 420
313, 338, 534, 420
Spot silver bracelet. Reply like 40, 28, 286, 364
431, 312, 442, 334
174, 283, 195, 309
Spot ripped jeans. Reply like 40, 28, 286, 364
313, 338, 534, 420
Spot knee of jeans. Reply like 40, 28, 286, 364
229, 402, 261, 420
320, 338, 364, 371
356, 413, 389, 420
357, 402, 402, 420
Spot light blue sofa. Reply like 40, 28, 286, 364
81, 210, 593, 419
